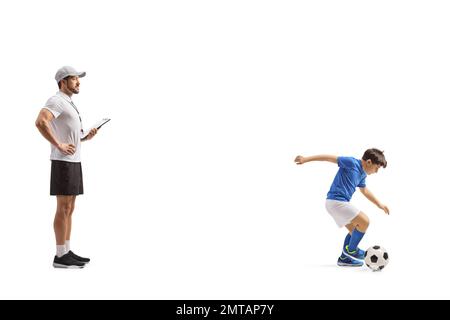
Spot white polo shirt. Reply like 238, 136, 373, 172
43, 91, 83, 162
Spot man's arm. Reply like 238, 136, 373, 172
35, 108, 76, 155
81, 128, 98, 142
294, 155, 338, 165
359, 187, 390, 215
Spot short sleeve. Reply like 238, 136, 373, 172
357, 177, 366, 188
43, 96, 64, 118
337, 156, 356, 169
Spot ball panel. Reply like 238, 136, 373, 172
370, 255, 378, 263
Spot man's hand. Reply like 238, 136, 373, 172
379, 204, 390, 215
294, 155, 306, 165
84, 128, 98, 141
58, 143, 76, 155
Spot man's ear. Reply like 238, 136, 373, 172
367, 159, 372, 165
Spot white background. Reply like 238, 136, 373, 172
0, 0, 449, 299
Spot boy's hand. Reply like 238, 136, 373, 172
379, 204, 390, 215
294, 155, 306, 165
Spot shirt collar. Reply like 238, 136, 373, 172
358, 159, 367, 177
57, 90, 73, 103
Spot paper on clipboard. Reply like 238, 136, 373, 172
81, 118, 111, 140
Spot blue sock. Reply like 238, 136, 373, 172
343, 233, 351, 251
340, 233, 352, 258
348, 229, 365, 252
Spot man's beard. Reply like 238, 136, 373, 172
70, 87, 80, 94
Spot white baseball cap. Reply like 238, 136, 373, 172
55, 66, 86, 83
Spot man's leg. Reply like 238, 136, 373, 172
53, 195, 84, 268
65, 196, 77, 251
54, 195, 73, 256
63, 194, 90, 264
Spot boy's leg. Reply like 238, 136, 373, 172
342, 225, 354, 250
344, 212, 369, 256
338, 225, 363, 266
339, 226, 355, 260
342, 232, 351, 253
349, 212, 370, 233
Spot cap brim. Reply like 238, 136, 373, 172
77, 71, 86, 78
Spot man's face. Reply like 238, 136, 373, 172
64, 76, 80, 94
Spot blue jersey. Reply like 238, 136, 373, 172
326, 157, 367, 202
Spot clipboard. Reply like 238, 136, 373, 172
81, 118, 111, 140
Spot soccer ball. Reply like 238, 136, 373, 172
364, 245, 389, 271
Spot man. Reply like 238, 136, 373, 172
35, 66, 98, 268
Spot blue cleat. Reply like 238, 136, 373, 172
356, 248, 366, 259
343, 245, 365, 260
337, 255, 363, 267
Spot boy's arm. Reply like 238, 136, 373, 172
294, 155, 338, 165
359, 187, 390, 215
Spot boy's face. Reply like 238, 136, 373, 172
365, 160, 382, 175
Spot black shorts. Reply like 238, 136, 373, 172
50, 160, 84, 196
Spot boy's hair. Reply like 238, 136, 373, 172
362, 148, 387, 168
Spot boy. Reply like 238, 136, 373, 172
294, 148, 389, 267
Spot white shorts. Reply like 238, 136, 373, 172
325, 199, 361, 228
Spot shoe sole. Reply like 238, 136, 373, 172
337, 261, 363, 267
53, 263, 85, 269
